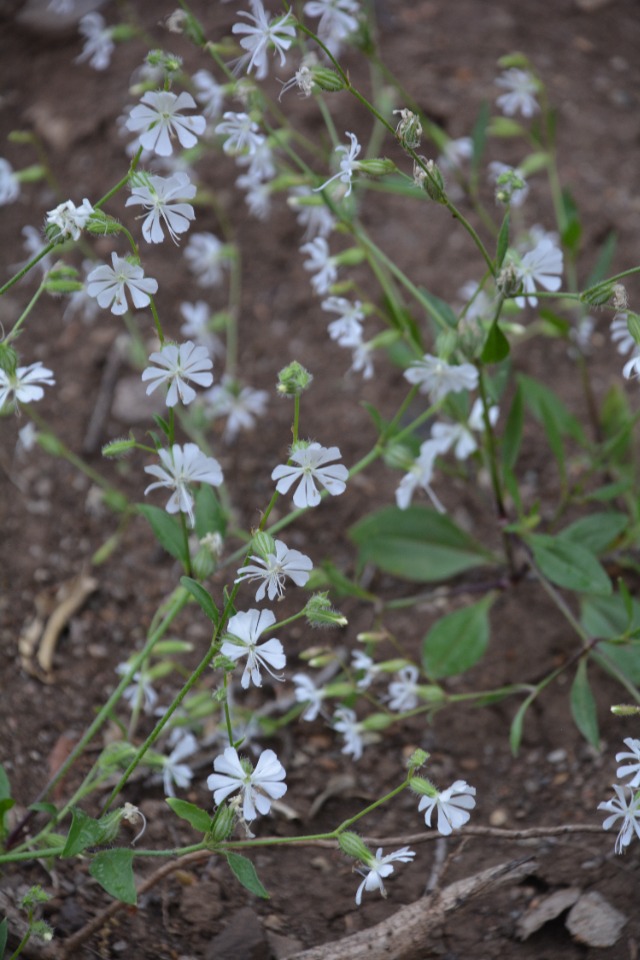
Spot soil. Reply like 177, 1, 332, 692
2, 1, 640, 958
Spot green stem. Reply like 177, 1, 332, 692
0, 245, 56, 297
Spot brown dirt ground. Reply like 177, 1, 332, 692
2, 1, 640, 958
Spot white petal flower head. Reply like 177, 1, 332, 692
192, 69, 225, 120
179, 301, 225, 357
514, 237, 563, 307
354, 847, 416, 906
403, 354, 479, 404
622, 352, 640, 381
208, 746, 287, 822
438, 136, 473, 173
116, 663, 158, 714
395, 438, 446, 512
431, 398, 499, 462
76, 12, 114, 71
418, 780, 477, 836
204, 376, 268, 442
126, 172, 196, 244
322, 296, 365, 344
215, 111, 264, 157
220, 608, 286, 689
351, 650, 378, 690
495, 68, 539, 118
598, 783, 640, 854
333, 706, 365, 760
300, 237, 338, 295
289, 186, 336, 240
0, 362, 55, 410
86, 252, 158, 315
292, 672, 326, 722
144, 442, 223, 526
314, 131, 361, 199
142, 341, 213, 407
489, 161, 529, 208
611, 314, 635, 356
272, 441, 348, 508
387, 665, 420, 712
303, 0, 360, 55
616, 738, 640, 788
0, 159, 20, 205
232, 2, 296, 80
184, 232, 232, 287
46, 198, 94, 241
162, 731, 198, 798
235, 539, 313, 602
126, 90, 205, 157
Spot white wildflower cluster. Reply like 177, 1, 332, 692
599, 738, 640, 854
611, 313, 640, 380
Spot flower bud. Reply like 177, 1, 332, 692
627, 311, 640, 347
357, 158, 398, 178
338, 831, 372, 863
409, 775, 437, 797
406, 748, 430, 773
86, 210, 123, 236
423, 161, 447, 203
362, 712, 395, 732
210, 803, 236, 842
580, 281, 615, 307
310, 67, 346, 92
250, 531, 276, 560
497, 262, 521, 298
394, 108, 422, 150
304, 592, 348, 628
335, 247, 366, 267
44, 278, 84, 295
277, 361, 313, 397
15, 163, 46, 183
611, 704, 640, 717
36, 432, 65, 457
102, 437, 137, 458
0, 343, 18, 376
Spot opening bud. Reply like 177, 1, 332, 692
277, 361, 313, 397
497, 262, 521, 298
394, 108, 422, 150
304, 592, 347, 628
406, 749, 430, 773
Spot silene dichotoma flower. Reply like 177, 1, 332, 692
354, 846, 416, 906
495, 68, 539, 118
598, 783, 640, 854
415, 778, 477, 836
235, 539, 313, 601
300, 237, 338, 295
272, 441, 348, 508
616, 737, 640, 789
232, 2, 296, 80
207, 746, 287, 822
126, 172, 196, 244
46, 198, 94, 241
142, 340, 213, 407
184, 232, 233, 287
215, 111, 264, 157
0, 362, 55, 410
126, 90, 206, 157
514, 237, 563, 307
314, 131, 362, 199
395, 438, 447, 512
161, 730, 198, 798
303, 0, 360, 55
220, 608, 286, 689
76, 12, 114, 70
403, 354, 479, 404
143, 442, 223, 525
292, 672, 327, 722
86, 253, 158, 315
0, 158, 20, 205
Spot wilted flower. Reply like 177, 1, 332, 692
46, 198, 94, 241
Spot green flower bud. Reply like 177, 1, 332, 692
0, 343, 18, 376
192, 545, 216, 580
44, 278, 84, 295
210, 804, 236, 842
338, 831, 372, 863
304, 592, 347, 628
357, 158, 398, 178
409, 775, 437, 797
102, 437, 137, 458
310, 67, 346, 92
36, 432, 65, 457
86, 210, 123, 236
277, 361, 313, 397
250, 531, 276, 560
497, 262, 521, 298
335, 247, 366, 267
611, 704, 640, 716
626, 311, 640, 346
15, 163, 46, 183
406, 748, 430, 773
394, 108, 422, 150
362, 712, 395, 732
423, 160, 447, 203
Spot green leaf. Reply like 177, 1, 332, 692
180, 577, 219, 626
0, 765, 10, 802
422, 595, 494, 678
418, 287, 459, 329
585, 231, 616, 287
495, 211, 510, 269
137, 504, 188, 566
62, 807, 105, 858
481, 319, 510, 363
194, 484, 227, 538
226, 852, 269, 899
89, 848, 137, 905
560, 188, 582, 255
528, 534, 611, 596
0, 917, 7, 958
585, 479, 632, 502
488, 116, 527, 138
166, 798, 213, 834
581, 592, 640, 639
518, 374, 584, 443
570, 660, 599, 747
558, 512, 627, 555
509, 695, 534, 756
349, 506, 492, 583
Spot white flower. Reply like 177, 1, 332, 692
207, 746, 287, 822
235, 539, 313, 602
236, 174, 271, 219
46, 198, 94, 241
232, 2, 296, 80
300, 237, 338, 295
126, 90, 205, 157
387, 665, 420, 712
17, 422, 38, 453
489, 161, 529, 208
0, 158, 20, 205
215, 111, 264, 156
514, 237, 563, 307
495, 68, 539, 118
611, 314, 635, 356
64, 260, 101, 323
623, 353, 640, 380
333, 706, 366, 760
126, 172, 196, 244
204, 376, 268, 442
616, 738, 640, 788
354, 847, 415, 906
322, 296, 365, 344
179, 301, 225, 356
220, 609, 286, 689
86, 253, 158, 315
303, 0, 360, 55
184, 232, 232, 287
314, 131, 361, 199
116, 663, 158, 714
0, 362, 55, 409
438, 136, 473, 173
142, 341, 213, 407
144, 442, 223, 525
351, 650, 378, 690
162, 731, 198, 798
237, 139, 276, 182
458, 280, 492, 324
292, 673, 326, 722
192, 69, 225, 120
431, 397, 499, 461
598, 783, 640, 854
350, 338, 375, 380
418, 780, 476, 835
272, 442, 348, 508
403, 354, 479, 404
395, 438, 446, 512
76, 12, 114, 70
289, 187, 336, 240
